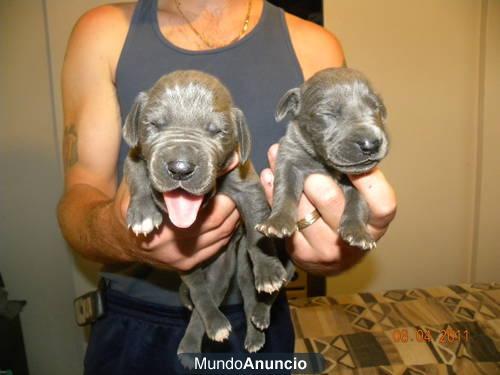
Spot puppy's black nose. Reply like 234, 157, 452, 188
356, 138, 381, 155
167, 160, 195, 180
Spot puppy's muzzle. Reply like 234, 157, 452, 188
167, 160, 196, 181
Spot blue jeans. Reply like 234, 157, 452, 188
84, 287, 295, 374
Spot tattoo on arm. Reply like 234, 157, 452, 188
63, 124, 78, 170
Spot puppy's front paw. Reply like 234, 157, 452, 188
339, 222, 376, 250
245, 328, 265, 353
127, 199, 163, 236
255, 214, 297, 238
252, 253, 288, 294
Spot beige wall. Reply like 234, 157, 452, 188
324, 0, 499, 295
473, 0, 500, 282
0, 1, 84, 374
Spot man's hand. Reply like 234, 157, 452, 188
260, 144, 397, 276
112, 179, 240, 272
58, 179, 240, 272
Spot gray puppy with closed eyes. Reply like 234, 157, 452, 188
257, 67, 389, 249
122, 70, 290, 355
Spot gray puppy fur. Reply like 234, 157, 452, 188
122, 70, 289, 355
257, 67, 389, 249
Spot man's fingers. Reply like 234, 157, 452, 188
348, 167, 397, 229
303, 174, 345, 233
366, 223, 388, 242
260, 168, 274, 204
198, 208, 240, 247
197, 194, 238, 233
286, 233, 317, 263
143, 208, 239, 250
157, 233, 233, 272
177, 208, 240, 252
267, 143, 279, 172
183, 234, 232, 271
293, 218, 341, 260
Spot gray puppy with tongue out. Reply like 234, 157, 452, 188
122, 70, 290, 356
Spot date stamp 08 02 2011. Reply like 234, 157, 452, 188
392, 328, 470, 344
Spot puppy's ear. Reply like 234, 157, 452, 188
123, 92, 147, 147
275, 87, 301, 122
232, 107, 251, 164
370, 91, 387, 120
378, 98, 387, 119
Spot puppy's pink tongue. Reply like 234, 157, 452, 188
163, 190, 204, 228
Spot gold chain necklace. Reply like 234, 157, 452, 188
174, 0, 252, 49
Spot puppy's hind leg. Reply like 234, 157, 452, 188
251, 258, 295, 332
176, 309, 205, 369
219, 168, 288, 295
237, 241, 266, 353
338, 178, 376, 250
179, 282, 193, 311
177, 232, 240, 357
124, 155, 163, 236
180, 268, 232, 343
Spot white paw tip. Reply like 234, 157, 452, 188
142, 218, 153, 233
257, 282, 279, 294
272, 280, 283, 291
213, 328, 231, 342
246, 344, 263, 353
251, 318, 264, 330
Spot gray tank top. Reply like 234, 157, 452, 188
103, 0, 303, 305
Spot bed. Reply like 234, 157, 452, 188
289, 283, 500, 374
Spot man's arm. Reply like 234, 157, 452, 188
285, 13, 346, 80
57, 6, 137, 263
260, 14, 397, 276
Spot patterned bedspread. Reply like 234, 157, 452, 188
289, 283, 500, 374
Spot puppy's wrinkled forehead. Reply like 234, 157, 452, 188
145, 70, 233, 122
302, 68, 377, 112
